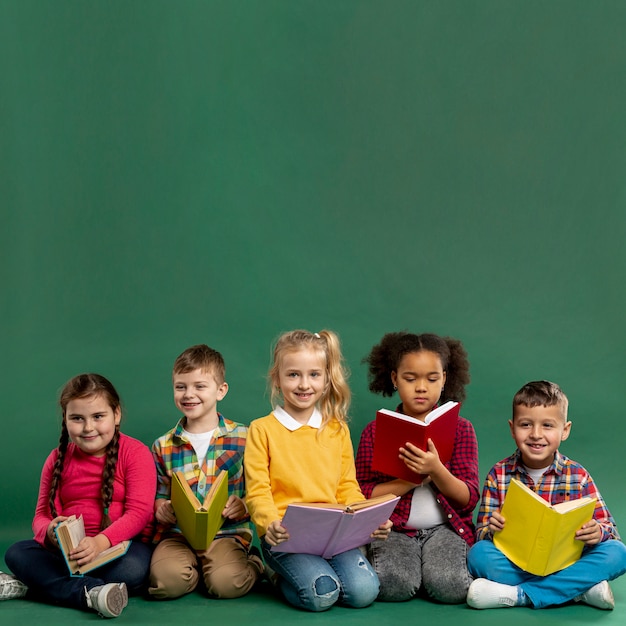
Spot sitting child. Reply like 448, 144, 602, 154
148, 344, 263, 599
467, 380, 626, 610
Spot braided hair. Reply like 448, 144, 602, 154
50, 373, 122, 530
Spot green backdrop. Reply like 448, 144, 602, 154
2, 0, 625, 593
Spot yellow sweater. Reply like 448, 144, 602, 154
244, 412, 364, 537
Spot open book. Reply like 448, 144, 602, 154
271, 494, 400, 559
372, 401, 459, 483
494, 478, 597, 576
171, 469, 229, 550
54, 515, 130, 576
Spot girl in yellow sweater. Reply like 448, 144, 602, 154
245, 329, 390, 611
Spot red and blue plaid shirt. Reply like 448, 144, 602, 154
475, 449, 620, 542
152, 414, 252, 543
356, 410, 480, 546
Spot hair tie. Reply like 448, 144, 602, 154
103, 507, 110, 516
314, 332, 321, 338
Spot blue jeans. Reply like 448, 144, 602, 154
261, 540, 379, 612
5, 539, 153, 611
468, 540, 626, 608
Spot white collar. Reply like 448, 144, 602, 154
273, 405, 322, 431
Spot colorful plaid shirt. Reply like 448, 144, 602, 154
152, 414, 252, 544
355, 410, 480, 546
475, 449, 620, 543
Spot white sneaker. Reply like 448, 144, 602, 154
467, 578, 520, 609
0, 572, 28, 601
575, 581, 614, 610
85, 582, 128, 618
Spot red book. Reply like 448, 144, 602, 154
372, 401, 460, 483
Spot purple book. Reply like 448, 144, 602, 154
271, 494, 400, 559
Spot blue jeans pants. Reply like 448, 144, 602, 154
5, 539, 153, 611
261, 540, 379, 612
468, 539, 626, 608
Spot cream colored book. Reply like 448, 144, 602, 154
54, 515, 130, 576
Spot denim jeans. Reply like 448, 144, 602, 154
5, 539, 153, 611
468, 540, 626, 608
261, 540, 379, 611
367, 525, 471, 603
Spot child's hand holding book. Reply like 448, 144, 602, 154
69, 533, 111, 567
222, 495, 247, 521
46, 515, 68, 546
399, 439, 443, 478
266, 519, 289, 546
488, 510, 505, 535
155, 499, 177, 526
575, 519, 601, 545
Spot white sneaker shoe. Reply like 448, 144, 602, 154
0, 572, 28, 601
575, 581, 614, 610
467, 578, 520, 609
85, 582, 128, 618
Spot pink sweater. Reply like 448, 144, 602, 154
33, 433, 156, 547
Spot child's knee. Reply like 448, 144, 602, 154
305, 574, 341, 611
467, 540, 495, 577
204, 560, 261, 599
148, 560, 198, 599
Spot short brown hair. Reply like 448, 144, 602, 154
173, 344, 225, 383
513, 380, 568, 420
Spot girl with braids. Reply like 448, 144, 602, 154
2, 374, 155, 618
245, 330, 391, 612
355, 332, 479, 604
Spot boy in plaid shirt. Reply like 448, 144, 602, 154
467, 380, 626, 610
148, 344, 263, 599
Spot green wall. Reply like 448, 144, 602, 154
2, 1, 625, 537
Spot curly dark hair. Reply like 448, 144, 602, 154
364, 332, 470, 403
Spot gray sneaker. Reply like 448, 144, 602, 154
0, 571, 28, 601
85, 582, 128, 618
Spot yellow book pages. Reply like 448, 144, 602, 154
494, 478, 596, 576
171, 470, 229, 551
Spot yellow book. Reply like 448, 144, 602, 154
54, 515, 130, 576
494, 478, 596, 576
170, 469, 229, 550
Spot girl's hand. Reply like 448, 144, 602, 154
155, 499, 177, 525
46, 516, 68, 546
576, 519, 602, 545
69, 534, 111, 566
488, 510, 505, 534
371, 519, 393, 540
222, 495, 247, 521
265, 520, 289, 546
399, 439, 442, 477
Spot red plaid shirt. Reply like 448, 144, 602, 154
475, 449, 620, 543
355, 409, 479, 546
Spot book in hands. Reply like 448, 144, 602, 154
170, 469, 229, 551
372, 401, 460, 483
493, 478, 597, 576
271, 494, 400, 559
54, 515, 130, 577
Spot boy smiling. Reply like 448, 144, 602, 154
467, 381, 626, 610
148, 344, 263, 600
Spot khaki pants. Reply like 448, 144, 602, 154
149, 534, 263, 599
